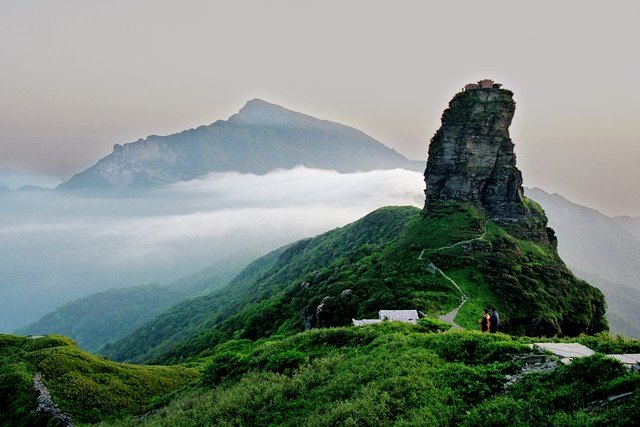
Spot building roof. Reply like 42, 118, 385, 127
378, 310, 419, 321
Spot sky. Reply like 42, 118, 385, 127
1, 0, 639, 215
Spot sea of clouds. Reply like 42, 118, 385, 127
0, 167, 424, 331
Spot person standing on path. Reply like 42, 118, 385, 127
489, 306, 500, 333
479, 308, 490, 332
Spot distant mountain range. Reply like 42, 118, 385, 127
614, 215, 640, 242
0, 167, 61, 190
16, 255, 251, 352
527, 188, 640, 337
59, 99, 423, 189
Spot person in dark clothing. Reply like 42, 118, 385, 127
479, 308, 490, 332
489, 306, 500, 333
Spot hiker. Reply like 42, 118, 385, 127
479, 308, 490, 332
489, 306, 500, 333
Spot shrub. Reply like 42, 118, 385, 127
265, 350, 308, 374
552, 354, 630, 403
418, 317, 452, 333
304, 327, 378, 348
201, 352, 248, 385
308, 387, 391, 427
463, 396, 536, 426
577, 333, 640, 354
479, 339, 529, 363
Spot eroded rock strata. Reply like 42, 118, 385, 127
424, 84, 525, 217
423, 82, 550, 244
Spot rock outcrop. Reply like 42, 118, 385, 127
423, 83, 527, 220
33, 372, 74, 426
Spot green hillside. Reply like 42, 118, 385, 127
99, 324, 640, 426
2, 203, 627, 426
16, 285, 184, 353
104, 203, 607, 365
100, 247, 288, 363
17, 256, 249, 352
0, 334, 196, 426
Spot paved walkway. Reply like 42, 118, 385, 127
438, 300, 465, 330
533, 342, 595, 364
609, 354, 640, 367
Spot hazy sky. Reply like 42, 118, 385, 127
1, 1, 639, 215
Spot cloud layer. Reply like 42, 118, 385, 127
0, 168, 424, 331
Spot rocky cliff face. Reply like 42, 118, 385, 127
423, 87, 527, 219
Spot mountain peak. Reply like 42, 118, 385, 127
59, 98, 422, 189
423, 81, 526, 219
239, 98, 281, 113
234, 98, 317, 128
243, 97, 278, 108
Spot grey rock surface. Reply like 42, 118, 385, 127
533, 342, 596, 359
33, 372, 74, 426
423, 87, 526, 219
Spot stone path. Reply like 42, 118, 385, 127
533, 342, 595, 364
504, 353, 561, 388
437, 300, 465, 330
417, 221, 491, 328
609, 353, 640, 369
33, 372, 74, 426
430, 264, 467, 329
533, 343, 640, 371
430, 220, 490, 253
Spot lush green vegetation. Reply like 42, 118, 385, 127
2, 201, 631, 425
104, 203, 607, 365
0, 334, 196, 425
424, 213, 607, 336
103, 206, 462, 363
441, 87, 515, 128
97, 325, 640, 426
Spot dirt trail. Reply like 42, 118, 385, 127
418, 220, 490, 328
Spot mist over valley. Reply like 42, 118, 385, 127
0, 167, 424, 332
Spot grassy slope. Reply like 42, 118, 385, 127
105, 203, 607, 366
0, 334, 196, 425
98, 325, 640, 427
